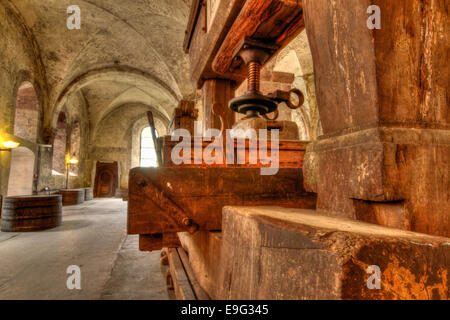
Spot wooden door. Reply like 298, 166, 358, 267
98, 171, 113, 197
94, 162, 118, 198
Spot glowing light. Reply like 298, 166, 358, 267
1, 140, 20, 149
69, 158, 79, 165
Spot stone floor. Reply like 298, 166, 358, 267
0, 198, 172, 300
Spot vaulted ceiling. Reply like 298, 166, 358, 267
11, 0, 193, 131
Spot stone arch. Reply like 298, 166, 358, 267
292, 108, 312, 141
92, 102, 170, 143
7, 147, 35, 196
91, 105, 168, 192
272, 29, 321, 141
4, 0, 50, 123
48, 66, 180, 130
13, 81, 40, 142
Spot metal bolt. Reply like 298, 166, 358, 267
182, 217, 192, 227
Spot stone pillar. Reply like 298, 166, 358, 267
303, 0, 449, 237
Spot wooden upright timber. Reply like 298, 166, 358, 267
202, 79, 235, 132
303, 0, 450, 237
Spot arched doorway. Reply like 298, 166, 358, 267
99, 171, 113, 196
7, 147, 35, 196
94, 161, 119, 198
14, 82, 39, 142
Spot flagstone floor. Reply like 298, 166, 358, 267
0, 198, 172, 300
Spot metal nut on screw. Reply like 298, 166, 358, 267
228, 38, 280, 116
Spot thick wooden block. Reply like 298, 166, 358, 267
217, 207, 450, 299
128, 167, 316, 237
58, 189, 85, 206
1, 195, 62, 232
304, 127, 450, 237
180, 207, 449, 300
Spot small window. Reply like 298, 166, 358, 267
140, 127, 158, 167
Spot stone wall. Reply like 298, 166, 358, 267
36, 92, 90, 192
0, 1, 47, 197
6, 147, 35, 196
90, 103, 168, 192
13, 82, 40, 142
51, 114, 67, 176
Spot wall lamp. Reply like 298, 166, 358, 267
68, 158, 79, 165
66, 157, 79, 189
0, 140, 20, 151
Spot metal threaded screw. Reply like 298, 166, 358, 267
247, 61, 261, 92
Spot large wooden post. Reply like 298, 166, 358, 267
303, 0, 449, 237
202, 79, 235, 133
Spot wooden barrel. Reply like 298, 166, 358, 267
59, 189, 85, 206
1, 195, 62, 232
84, 188, 94, 201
